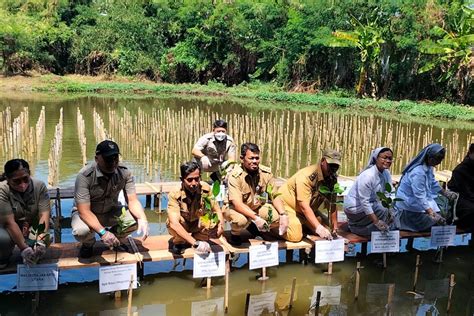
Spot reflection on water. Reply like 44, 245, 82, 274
1, 94, 474, 186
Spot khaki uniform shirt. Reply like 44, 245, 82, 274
228, 164, 275, 211
0, 178, 50, 223
193, 132, 236, 162
167, 182, 217, 223
74, 162, 135, 214
279, 164, 336, 215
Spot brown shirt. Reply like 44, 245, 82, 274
167, 182, 218, 223
0, 178, 50, 223
228, 164, 275, 211
74, 162, 135, 214
279, 164, 336, 214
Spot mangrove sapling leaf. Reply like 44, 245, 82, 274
212, 180, 221, 197
115, 207, 135, 237
385, 182, 393, 193
29, 219, 52, 263
319, 182, 346, 235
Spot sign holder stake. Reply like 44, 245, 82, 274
412, 255, 421, 291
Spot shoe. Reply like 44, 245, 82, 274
229, 234, 242, 246
170, 243, 187, 255
79, 244, 94, 258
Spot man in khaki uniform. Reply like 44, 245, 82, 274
226, 143, 301, 244
279, 149, 341, 240
167, 161, 224, 254
72, 140, 149, 258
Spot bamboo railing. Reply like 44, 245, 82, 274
48, 108, 63, 187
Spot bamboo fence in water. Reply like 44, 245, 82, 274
101, 107, 472, 181
77, 108, 87, 166
48, 108, 63, 187
0, 106, 46, 170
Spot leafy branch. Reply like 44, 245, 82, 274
376, 182, 402, 224
114, 207, 135, 238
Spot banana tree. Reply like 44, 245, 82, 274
418, 5, 473, 104
331, 15, 385, 98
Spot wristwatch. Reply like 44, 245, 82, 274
97, 228, 107, 237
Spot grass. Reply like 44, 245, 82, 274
24, 75, 474, 122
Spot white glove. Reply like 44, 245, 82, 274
137, 219, 149, 241
374, 220, 389, 232
34, 244, 47, 261
101, 231, 120, 248
315, 224, 333, 240
252, 216, 268, 232
21, 247, 36, 266
279, 214, 289, 235
430, 212, 446, 225
201, 156, 212, 168
195, 241, 211, 254
444, 190, 459, 201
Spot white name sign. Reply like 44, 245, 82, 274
17, 264, 59, 291
249, 242, 279, 270
310, 285, 342, 306
193, 251, 226, 278
430, 225, 456, 247
247, 292, 277, 316
99, 263, 137, 293
315, 239, 345, 263
371, 231, 400, 253
191, 297, 224, 316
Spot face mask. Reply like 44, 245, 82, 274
215, 132, 226, 142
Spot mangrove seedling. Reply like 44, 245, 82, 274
28, 219, 52, 263
199, 161, 236, 230
114, 207, 136, 238
319, 183, 345, 234
376, 182, 403, 225
256, 183, 282, 230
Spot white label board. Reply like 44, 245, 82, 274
193, 251, 226, 278
99, 263, 137, 293
370, 231, 400, 253
17, 264, 59, 291
191, 297, 224, 316
247, 292, 277, 316
315, 238, 345, 263
430, 225, 456, 247
310, 285, 342, 306
249, 242, 279, 270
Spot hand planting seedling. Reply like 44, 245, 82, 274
319, 183, 345, 237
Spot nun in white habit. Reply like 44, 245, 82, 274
343, 147, 397, 236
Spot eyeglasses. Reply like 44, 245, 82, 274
379, 156, 394, 161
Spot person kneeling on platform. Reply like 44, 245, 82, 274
167, 161, 224, 255
72, 140, 149, 258
448, 143, 474, 230
0, 159, 50, 268
226, 143, 301, 245
395, 143, 458, 232
344, 147, 398, 236
278, 149, 342, 240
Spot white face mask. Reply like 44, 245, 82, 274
215, 131, 226, 142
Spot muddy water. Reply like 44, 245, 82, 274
0, 94, 474, 315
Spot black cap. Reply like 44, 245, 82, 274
95, 140, 120, 157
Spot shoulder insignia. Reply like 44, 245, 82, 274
231, 165, 243, 178
259, 165, 272, 173
81, 166, 94, 177
309, 172, 317, 182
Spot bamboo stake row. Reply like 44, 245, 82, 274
102, 107, 472, 182
77, 108, 87, 166
48, 108, 63, 187
0, 106, 45, 168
